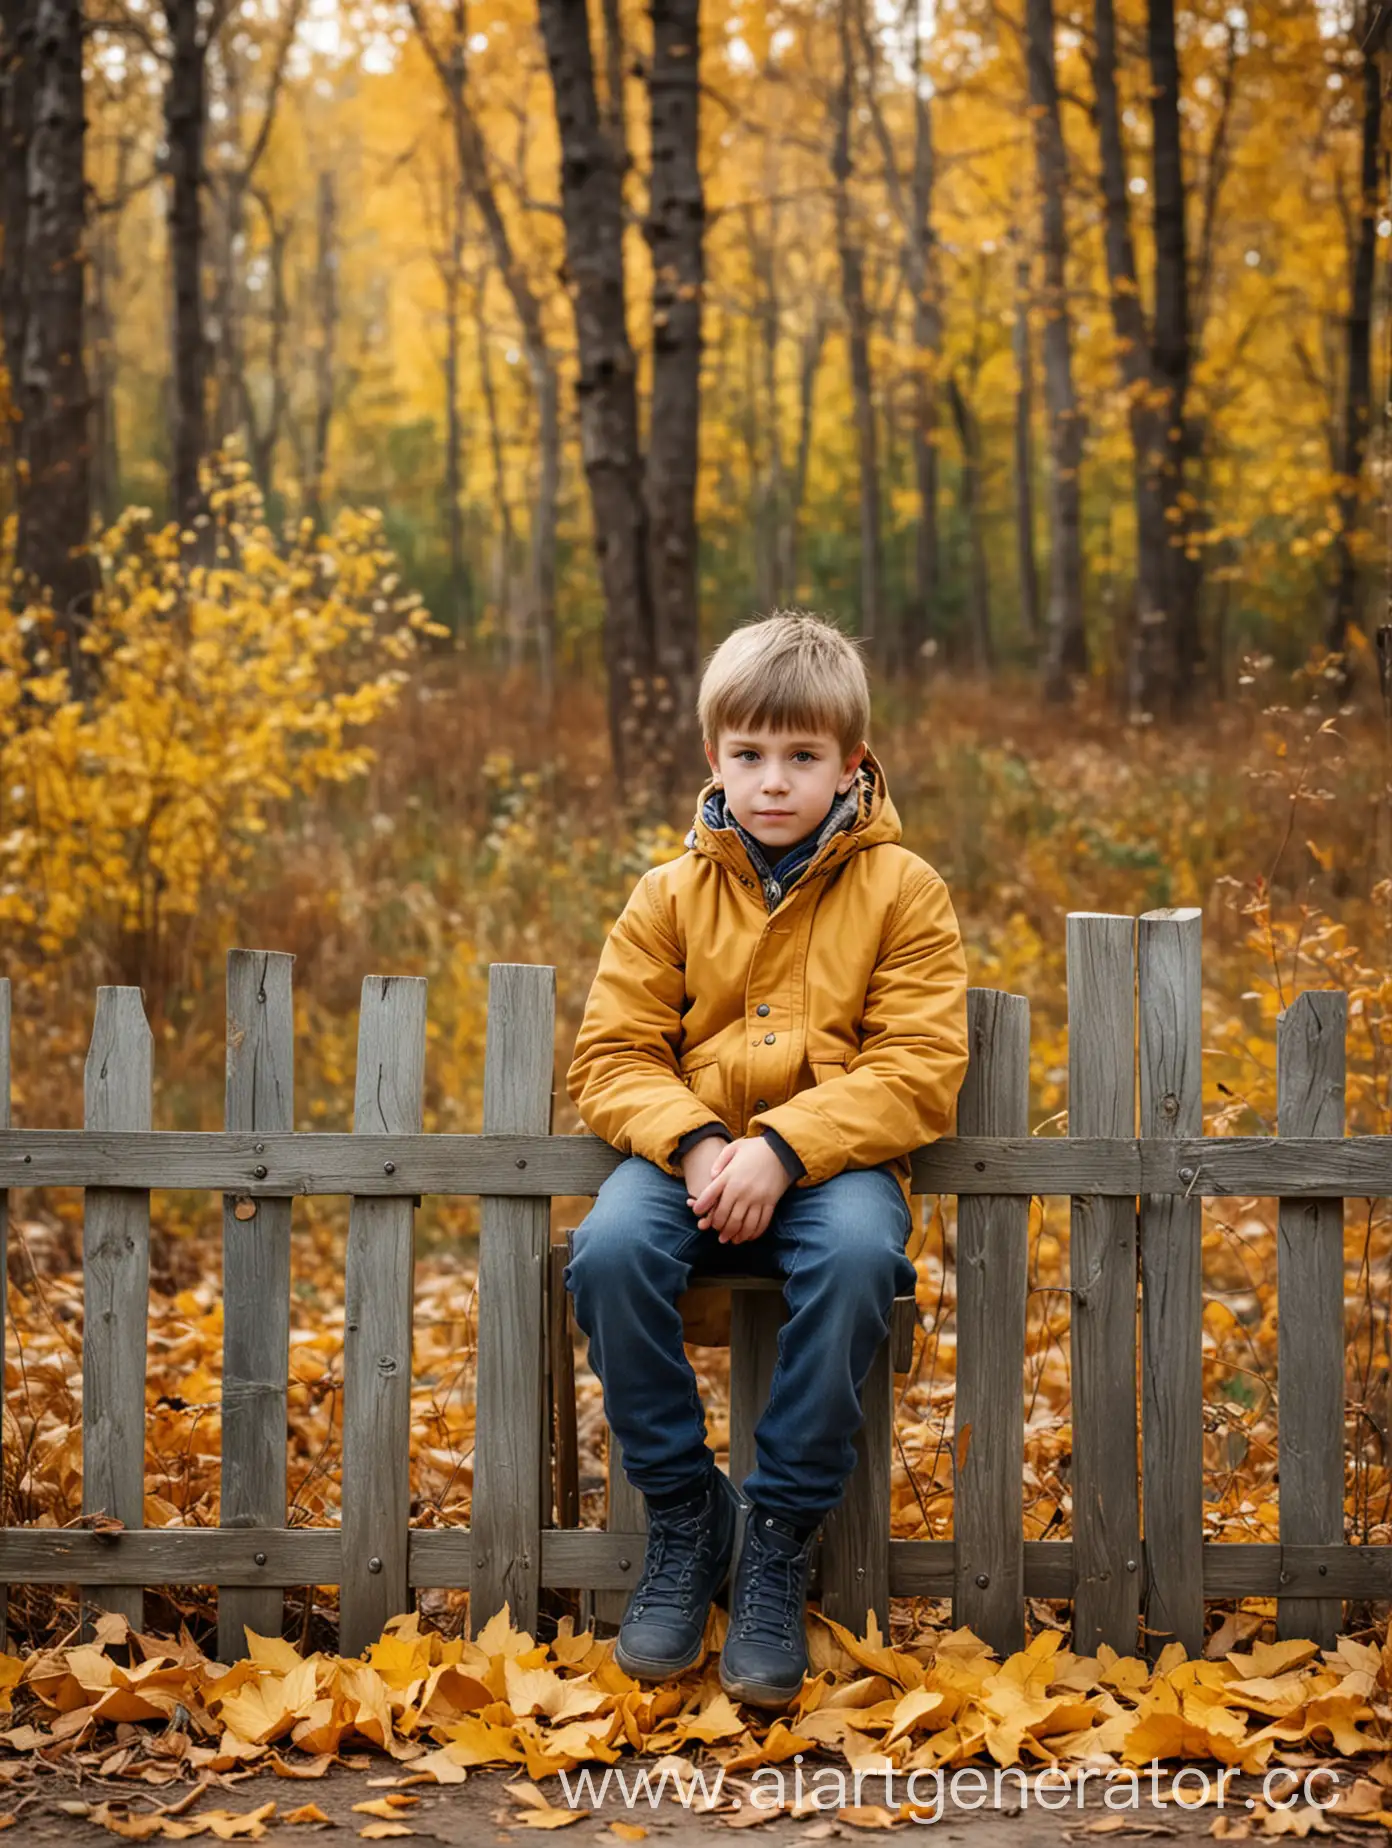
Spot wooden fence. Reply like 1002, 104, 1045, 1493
0, 908, 1386, 1666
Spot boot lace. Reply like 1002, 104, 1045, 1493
630, 1503, 707, 1619
735, 1528, 806, 1645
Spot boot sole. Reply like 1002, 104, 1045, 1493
718, 1660, 805, 1710
613, 1505, 739, 1683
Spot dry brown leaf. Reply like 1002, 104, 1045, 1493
357, 1827, 415, 1841
609, 1827, 647, 1842
283, 1806, 333, 1826
836, 1806, 904, 1830
351, 1798, 420, 1819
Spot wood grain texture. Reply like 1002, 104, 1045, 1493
953, 987, 1030, 1654
1276, 989, 1346, 1647
821, 1339, 893, 1635
471, 964, 555, 1636
219, 950, 295, 1662
1067, 914, 1142, 1656
5, 1128, 1392, 1197
1138, 909, 1204, 1660
82, 987, 153, 1632
340, 975, 427, 1658
0, 979, 8, 1648
2, 1123, 1390, 1197
3, 1523, 1381, 1601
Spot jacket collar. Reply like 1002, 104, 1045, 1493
684, 746, 903, 891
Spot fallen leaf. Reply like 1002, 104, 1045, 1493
357, 1828, 415, 1841
284, 1806, 332, 1826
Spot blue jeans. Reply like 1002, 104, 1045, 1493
565, 1155, 916, 1524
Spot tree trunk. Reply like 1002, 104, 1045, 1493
90, 201, 121, 524
241, 188, 288, 500
306, 169, 336, 529
1026, 0, 1087, 697
0, 0, 33, 518
832, 0, 881, 654
645, 0, 703, 774
164, 0, 208, 525
408, 0, 559, 707
1143, 0, 1198, 714
442, 184, 469, 644
947, 370, 992, 672
781, 311, 825, 600
17, 0, 94, 668
1093, 0, 1173, 715
1325, 41, 1381, 681
537, 0, 656, 792
1012, 248, 1041, 642
474, 280, 517, 669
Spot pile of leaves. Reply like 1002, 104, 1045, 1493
0, 1608, 1391, 1837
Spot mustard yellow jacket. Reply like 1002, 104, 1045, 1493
566, 750, 970, 1206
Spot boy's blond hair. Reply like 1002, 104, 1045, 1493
697, 612, 870, 755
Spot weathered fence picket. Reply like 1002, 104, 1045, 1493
1067, 914, 1142, 1655
1276, 989, 1347, 1648
471, 964, 555, 1636
340, 976, 427, 1657
952, 987, 1030, 1656
1138, 907, 1205, 1659
219, 950, 296, 1661
81, 988, 153, 1633
0, 909, 1382, 1659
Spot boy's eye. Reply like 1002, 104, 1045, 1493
737, 750, 759, 762
794, 751, 816, 763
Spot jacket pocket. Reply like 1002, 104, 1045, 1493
809, 1055, 849, 1086
679, 1050, 725, 1111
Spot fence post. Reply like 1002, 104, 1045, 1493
953, 986, 1030, 1655
340, 975, 427, 1658
472, 964, 555, 1636
1067, 913, 1141, 1656
1138, 908, 1204, 1660
1277, 989, 1346, 1647
0, 977, 9, 1649
219, 950, 295, 1662
82, 987, 153, 1633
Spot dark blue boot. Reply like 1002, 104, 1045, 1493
614, 1467, 741, 1680
718, 1505, 818, 1709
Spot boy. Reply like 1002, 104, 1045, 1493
565, 612, 970, 1710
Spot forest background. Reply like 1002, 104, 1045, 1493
2, 0, 1392, 1654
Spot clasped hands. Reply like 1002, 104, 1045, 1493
682, 1133, 792, 1244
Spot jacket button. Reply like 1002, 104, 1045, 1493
764, 1032, 776, 1045
756, 1003, 770, 1017
755, 1099, 768, 1111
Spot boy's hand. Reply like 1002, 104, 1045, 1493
689, 1135, 792, 1244
680, 1133, 727, 1206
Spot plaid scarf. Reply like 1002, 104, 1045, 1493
686, 763, 874, 911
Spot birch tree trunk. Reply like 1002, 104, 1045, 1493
17, 0, 94, 670
1026, 0, 1087, 698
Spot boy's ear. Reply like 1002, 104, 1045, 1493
703, 738, 721, 783
837, 740, 867, 792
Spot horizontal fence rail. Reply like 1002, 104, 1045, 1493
0, 906, 1384, 1664
1, 1131, 1390, 1197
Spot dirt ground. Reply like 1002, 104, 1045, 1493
1, 1757, 1374, 1847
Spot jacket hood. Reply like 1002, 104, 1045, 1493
685, 745, 903, 883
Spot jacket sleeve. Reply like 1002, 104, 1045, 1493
566, 871, 727, 1175
748, 868, 970, 1187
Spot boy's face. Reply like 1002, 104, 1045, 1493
704, 726, 866, 851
